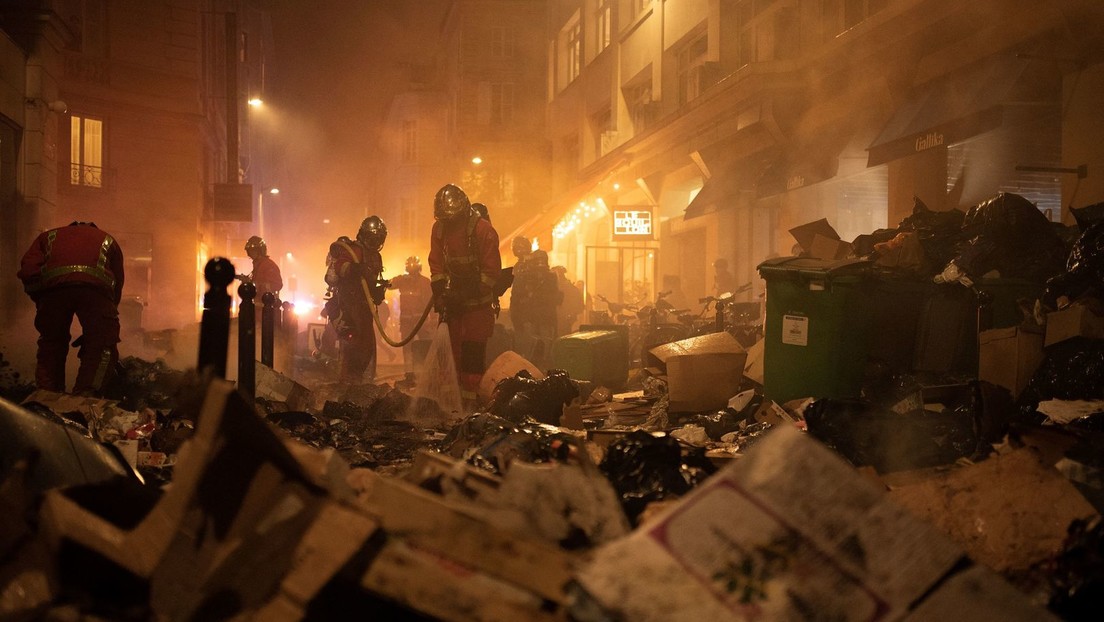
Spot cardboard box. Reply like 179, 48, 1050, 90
1045, 303, 1104, 346
789, 219, 853, 260
577, 426, 1053, 622
788, 218, 841, 253
649, 332, 747, 413
979, 327, 1044, 397
808, 233, 854, 260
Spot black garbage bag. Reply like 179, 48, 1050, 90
1017, 337, 1104, 424
688, 392, 763, 440
1044, 220, 1104, 307
804, 397, 979, 473
439, 413, 578, 475
599, 431, 717, 523
953, 192, 1067, 282
1071, 201, 1104, 231
898, 196, 966, 271
487, 369, 580, 426
1046, 516, 1104, 621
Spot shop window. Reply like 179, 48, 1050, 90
69, 115, 103, 188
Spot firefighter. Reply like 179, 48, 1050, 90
428, 183, 502, 406
471, 202, 491, 222
323, 215, 389, 383
508, 236, 535, 336
244, 235, 283, 301
17, 221, 124, 396
388, 255, 434, 381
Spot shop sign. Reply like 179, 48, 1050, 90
612, 208, 654, 240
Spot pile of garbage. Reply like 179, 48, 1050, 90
2, 368, 1079, 620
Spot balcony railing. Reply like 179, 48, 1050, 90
70, 164, 103, 188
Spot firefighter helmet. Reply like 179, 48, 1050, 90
405, 256, 422, 274
245, 235, 267, 259
471, 202, 490, 221
512, 236, 532, 259
357, 216, 387, 251
434, 184, 471, 221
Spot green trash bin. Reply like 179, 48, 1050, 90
758, 257, 877, 403
552, 329, 629, 390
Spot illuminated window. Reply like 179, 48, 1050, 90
490, 27, 516, 58
402, 120, 417, 162
595, 0, 612, 54
70, 115, 103, 188
490, 83, 515, 125
566, 21, 582, 82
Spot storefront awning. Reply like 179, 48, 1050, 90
866, 57, 1032, 167
756, 155, 840, 199
684, 155, 773, 220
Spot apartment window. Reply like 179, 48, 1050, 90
401, 120, 417, 162
677, 33, 709, 105
624, 82, 655, 133
70, 115, 103, 188
595, 0, 612, 54
490, 27, 516, 58
735, 0, 789, 67
566, 21, 582, 83
556, 13, 583, 91
490, 82, 515, 125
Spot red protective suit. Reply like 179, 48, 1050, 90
428, 214, 501, 401
17, 222, 124, 395
325, 237, 383, 383
389, 271, 434, 375
249, 254, 283, 300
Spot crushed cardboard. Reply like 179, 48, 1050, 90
888, 448, 1099, 572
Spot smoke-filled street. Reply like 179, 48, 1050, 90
1, 1, 1104, 620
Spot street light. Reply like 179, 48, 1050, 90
258, 186, 279, 238
248, 97, 264, 108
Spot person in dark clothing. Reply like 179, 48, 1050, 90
323, 216, 389, 383
18, 221, 124, 395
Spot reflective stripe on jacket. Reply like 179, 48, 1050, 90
18, 224, 124, 300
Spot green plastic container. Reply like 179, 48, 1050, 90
758, 257, 877, 403
552, 329, 629, 390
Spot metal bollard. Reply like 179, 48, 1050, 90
281, 301, 297, 375
198, 258, 234, 378
238, 281, 257, 400
261, 292, 277, 368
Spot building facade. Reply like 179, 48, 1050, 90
378, 0, 552, 260
0, 0, 269, 335
526, 0, 1104, 313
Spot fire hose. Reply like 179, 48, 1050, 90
360, 278, 436, 348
